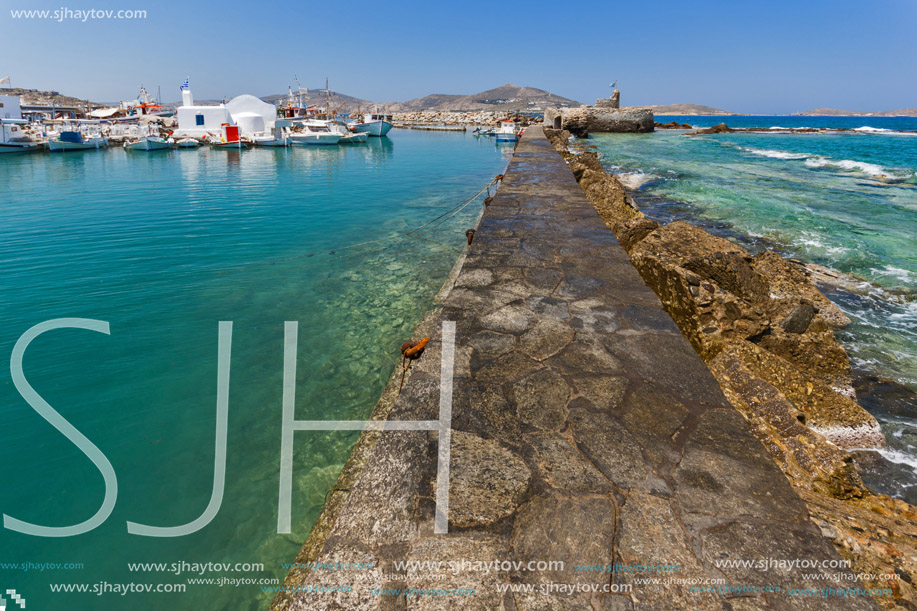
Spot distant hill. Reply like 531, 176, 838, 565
633, 103, 741, 116
386, 84, 581, 113
794, 107, 917, 117
2, 87, 100, 108
260, 89, 374, 113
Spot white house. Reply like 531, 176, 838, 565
175, 87, 233, 137
0, 94, 22, 120
175, 87, 276, 137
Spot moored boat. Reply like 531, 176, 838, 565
494, 120, 519, 142
176, 138, 201, 148
0, 119, 43, 154
350, 110, 393, 137
126, 135, 173, 151
251, 125, 290, 147
339, 131, 368, 144
289, 121, 341, 145
47, 130, 109, 152
208, 123, 249, 149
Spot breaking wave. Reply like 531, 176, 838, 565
616, 172, 658, 190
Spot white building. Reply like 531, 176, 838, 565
0, 94, 22, 120
175, 87, 276, 137
225, 94, 276, 136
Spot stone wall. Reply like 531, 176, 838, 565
544, 105, 653, 136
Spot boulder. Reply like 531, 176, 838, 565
693, 123, 733, 134
751, 250, 851, 328
712, 341, 883, 449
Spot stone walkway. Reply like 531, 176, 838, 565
271, 128, 874, 610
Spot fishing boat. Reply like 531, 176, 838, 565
494, 120, 519, 142
325, 119, 367, 144
208, 123, 249, 149
350, 110, 393, 137
289, 121, 341, 145
0, 119, 43, 154
251, 125, 290, 147
175, 138, 201, 148
209, 138, 248, 150
339, 131, 368, 144
122, 86, 174, 118
126, 135, 173, 151
47, 126, 109, 152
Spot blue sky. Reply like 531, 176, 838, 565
1, 0, 915, 113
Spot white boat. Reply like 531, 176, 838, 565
494, 120, 519, 142
47, 130, 109, 151
289, 121, 341, 146
208, 138, 248, 150
176, 138, 201, 148
339, 131, 368, 144
251, 126, 290, 147
126, 135, 173, 151
0, 119, 42, 154
351, 111, 393, 137
325, 119, 367, 144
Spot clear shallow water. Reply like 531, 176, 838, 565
588, 118, 917, 501
0, 133, 510, 610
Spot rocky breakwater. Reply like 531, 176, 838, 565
544, 106, 654, 137
391, 110, 542, 127
545, 126, 917, 609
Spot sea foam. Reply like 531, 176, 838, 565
743, 147, 811, 160
616, 172, 658, 190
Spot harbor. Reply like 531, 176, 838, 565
0, 84, 542, 154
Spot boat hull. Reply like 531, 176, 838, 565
252, 138, 290, 147
209, 141, 249, 150
48, 138, 109, 151
0, 142, 43, 154
128, 137, 172, 151
339, 132, 368, 144
351, 120, 393, 137
289, 134, 341, 146
495, 133, 519, 142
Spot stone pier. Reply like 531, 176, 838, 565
270, 127, 874, 610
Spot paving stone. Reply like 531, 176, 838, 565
449, 431, 531, 528
526, 432, 612, 492
567, 408, 650, 490
519, 317, 576, 361
404, 534, 510, 610
700, 520, 876, 610
573, 375, 629, 411
512, 367, 571, 431
525, 295, 571, 319
511, 494, 616, 585
616, 491, 719, 610
468, 330, 516, 360
479, 302, 537, 334
546, 338, 623, 376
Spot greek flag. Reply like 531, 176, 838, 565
180, 78, 189, 91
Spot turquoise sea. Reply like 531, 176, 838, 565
588, 116, 917, 501
0, 132, 510, 609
